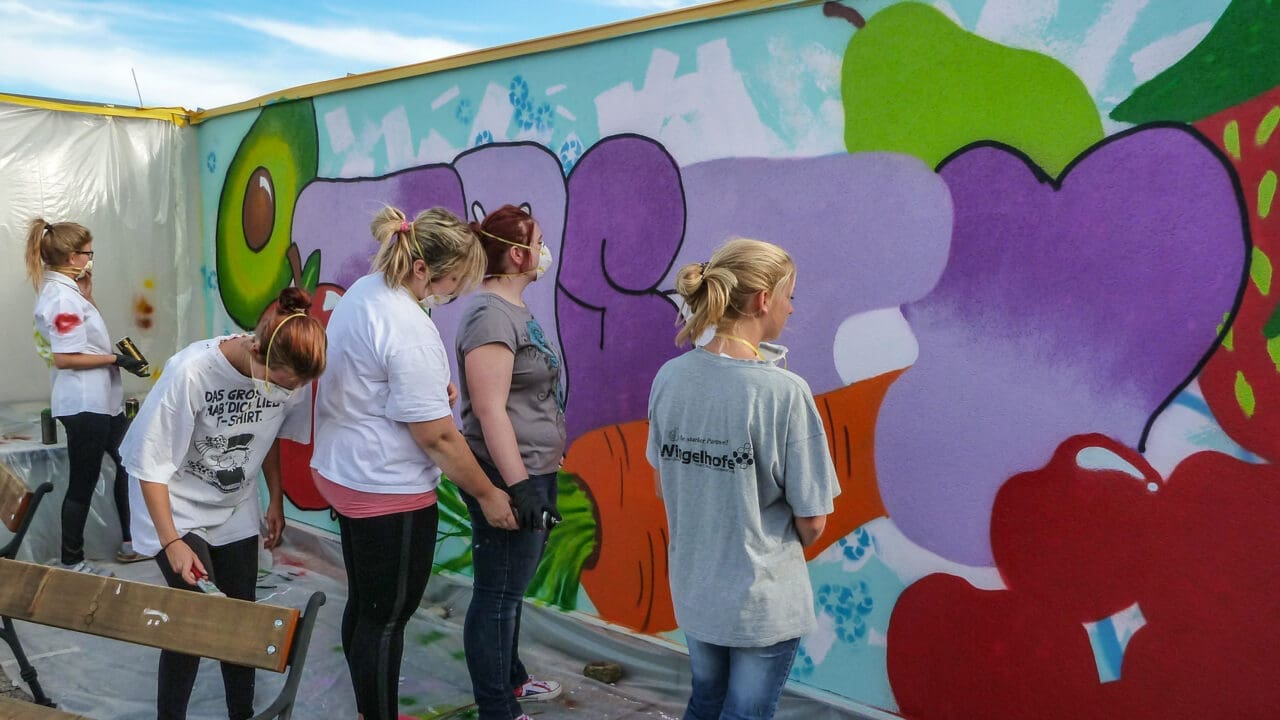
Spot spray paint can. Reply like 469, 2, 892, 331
115, 336, 151, 377
40, 408, 57, 445
541, 510, 560, 530
124, 397, 140, 420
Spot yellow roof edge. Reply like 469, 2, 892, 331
0, 92, 192, 126
190, 0, 814, 124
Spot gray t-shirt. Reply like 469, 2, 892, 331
646, 349, 839, 647
457, 292, 566, 475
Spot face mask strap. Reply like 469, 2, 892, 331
261, 312, 307, 393
478, 228, 541, 278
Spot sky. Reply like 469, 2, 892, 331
0, 0, 708, 111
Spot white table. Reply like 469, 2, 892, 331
0, 402, 129, 563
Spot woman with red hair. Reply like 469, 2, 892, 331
456, 204, 565, 720
121, 286, 327, 720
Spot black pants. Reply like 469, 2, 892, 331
154, 533, 259, 720
337, 505, 439, 720
57, 411, 130, 564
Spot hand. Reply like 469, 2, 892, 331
75, 271, 93, 297
263, 501, 286, 549
477, 487, 518, 530
114, 353, 148, 377
507, 480, 552, 530
446, 382, 459, 408
164, 538, 207, 586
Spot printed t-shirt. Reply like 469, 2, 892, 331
456, 292, 566, 475
647, 349, 839, 647
120, 336, 311, 556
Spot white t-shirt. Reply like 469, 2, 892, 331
312, 273, 453, 494
33, 271, 123, 417
120, 336, 311, 556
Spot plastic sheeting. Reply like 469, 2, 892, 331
0, 100, 203, 407
0, 402, 129, 563
0, 516, 880, 719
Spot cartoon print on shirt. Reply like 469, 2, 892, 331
524, 318, 565, 411
186, 433, 255, 493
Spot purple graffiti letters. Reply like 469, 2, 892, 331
558, 135, 686, 441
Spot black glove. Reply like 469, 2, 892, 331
507, 480, 555, 530
114, 353, 147, 376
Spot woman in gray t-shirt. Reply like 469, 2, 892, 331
455, 204, 566, 719
646, 238, 839, 720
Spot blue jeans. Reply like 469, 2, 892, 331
684, 636, 800, 720
461, 467, 557, 720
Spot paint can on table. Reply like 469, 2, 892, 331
40, 408, 57, 445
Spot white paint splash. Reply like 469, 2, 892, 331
833, 308, 919, 385
430, 85, 460, 110
595, 40, 782, 165
324, 107, 355, 154
1129, 21, 1212, 82
143, 608, 170, 626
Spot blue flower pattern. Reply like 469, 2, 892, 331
526, 319, 565, 411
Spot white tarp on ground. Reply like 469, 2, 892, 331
0, 101, 203, 407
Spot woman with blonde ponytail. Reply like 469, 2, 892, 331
646, 238, 839, 720
27, 218, 148, 577
312, 205, 517, 720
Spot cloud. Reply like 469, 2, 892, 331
0, 34, 265, 109
220, 14, 477, 68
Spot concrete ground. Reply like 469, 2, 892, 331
0, 535, 683, 719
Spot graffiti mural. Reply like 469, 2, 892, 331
195, 0, 1279, 715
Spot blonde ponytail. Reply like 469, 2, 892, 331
25, 219, 92, 291
674, 238, 795, 347
369, 206, 486, 295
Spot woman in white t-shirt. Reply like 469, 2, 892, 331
120, 287, 326, 720
26, 218, 149, 577
312, 206, 517, 720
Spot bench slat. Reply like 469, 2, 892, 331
0, 696, 86, 719
0, 559, 299, 672
0, 462, 33, 533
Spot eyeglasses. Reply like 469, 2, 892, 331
73, 251, 95, 260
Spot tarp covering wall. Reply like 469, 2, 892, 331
0, 100, 202, 406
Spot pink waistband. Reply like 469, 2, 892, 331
312, 469, 437, 518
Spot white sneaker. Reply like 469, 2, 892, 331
116, 541, 149, 563
513, 676, 561, 702
59, 560, 115, 577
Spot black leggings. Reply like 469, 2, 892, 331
57, 411, 129, 564
337, 505, 439, 720
154, 533, 259, 720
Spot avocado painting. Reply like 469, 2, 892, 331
215, 100, 320, 329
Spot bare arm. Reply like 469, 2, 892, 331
51, 352, 116, 370
464, 344, 526, 487
795, 515, 827, 548
261, 440, 286, 548
408, 416, 517, 530
139, 479, 207, 584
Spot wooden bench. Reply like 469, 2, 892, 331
0, 556, 325, 719
0, 460, 56, 707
